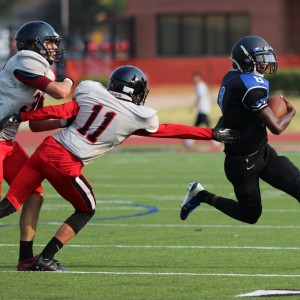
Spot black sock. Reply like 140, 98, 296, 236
19, 241, 34, 261
41, 237, 64, 260
0, 198, 16, 218
197, 190, 215, 204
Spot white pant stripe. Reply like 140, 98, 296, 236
75, 176, 96, 210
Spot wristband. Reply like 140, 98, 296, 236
63, 78, 74, 85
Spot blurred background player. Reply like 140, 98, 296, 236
0, 20, 73, 271
0, 65, 238, 271
184, 71, 212, 149
180, 35, 300, 223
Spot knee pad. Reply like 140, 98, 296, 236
65, 209, 95, 234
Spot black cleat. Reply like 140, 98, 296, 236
30, 254, 66, 272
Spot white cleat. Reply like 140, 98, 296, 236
180, 182, 204, 220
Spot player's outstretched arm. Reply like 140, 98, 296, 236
0, 100, 79, 131
133, 123, 239, 144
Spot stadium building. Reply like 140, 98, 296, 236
73, 0, 300, 85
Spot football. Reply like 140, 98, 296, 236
267, 95, 288, 118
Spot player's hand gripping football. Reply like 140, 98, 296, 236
0, 114, 22, 131
212, 128, 240, 144
282, 96, 296, 115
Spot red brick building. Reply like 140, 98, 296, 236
125, 0, 300, 58
65, 0, 300, 86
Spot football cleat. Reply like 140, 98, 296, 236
30, 254, 66, 272
180, 182, 204, 221
17, 256, 37, 271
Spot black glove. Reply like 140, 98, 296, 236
212, 128, 240, 144
0, 114, 21, 131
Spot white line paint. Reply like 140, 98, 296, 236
2, 222, 300, 229
65, 244, 300, 250
0, 270, 300, 278
236, 290, 300, 297
0, 243, 299, 250
0, 270, 299, 278
85, 223, 300, 229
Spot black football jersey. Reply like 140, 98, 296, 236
217, 69, 269, 156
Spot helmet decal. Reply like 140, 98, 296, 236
123, 86, 134, 94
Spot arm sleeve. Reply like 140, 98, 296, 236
14, 69, 53, 91
133, 123, 213, 140
20, 99, 80, 121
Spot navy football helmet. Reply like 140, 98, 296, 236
231, 35, 278, 75
108, 65, 149, 106
15, 20, 64, 65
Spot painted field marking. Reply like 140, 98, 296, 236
0, 270, 299, 278
1, 222, 300, 230
85, 223, 300, 229
0, 243, 299, 251
65, 244, 300, 250
236, 289, 300, 297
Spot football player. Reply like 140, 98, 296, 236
180, 35, 300, 223
0, 65, 238, 271
0, 20, 73, 271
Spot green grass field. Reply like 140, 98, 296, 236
0, 146, 299, 299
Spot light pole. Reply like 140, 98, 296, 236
61, 0, 69, 36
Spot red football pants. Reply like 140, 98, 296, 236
0, 140, 43, 197
6, 137, 96, 212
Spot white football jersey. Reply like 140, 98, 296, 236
54, 80, 159, 165
0, 50, 52, 140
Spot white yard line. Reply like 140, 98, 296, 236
78, 223, 300, 229
0, 243, 299, 250
0, 270, 299, 278
2, 222, 300, 229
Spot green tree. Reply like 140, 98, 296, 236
41, 0, 126, 37
100, 0, 126, 14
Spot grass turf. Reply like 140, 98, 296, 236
0, 148, 299, 299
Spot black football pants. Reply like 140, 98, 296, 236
214, 144, 300, 224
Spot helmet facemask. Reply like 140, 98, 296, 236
30, 36, 64, 65
129, 77, 149, 106
252, 47, 278, 75
131, 89, 149, 106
